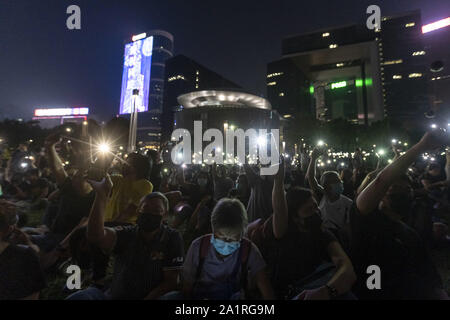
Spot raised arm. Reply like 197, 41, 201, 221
86, 174, 117, 252
272, 157, 288, 239
357, 131, 448, 215
44, 133, 68, 186
306, 148, 324, 196
356, 167, 383, 196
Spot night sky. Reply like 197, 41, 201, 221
1, 0, 449, 121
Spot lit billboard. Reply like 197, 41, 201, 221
34, 108, 89, 118
119, 35, 154, 114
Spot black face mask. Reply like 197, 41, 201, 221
137, 213, 162, 232
387, 193, 413, 219
303, 213, 323, 231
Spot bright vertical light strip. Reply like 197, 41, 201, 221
422, 17, 450, 34
119, 36, 154, 114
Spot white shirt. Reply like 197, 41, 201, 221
319, 194, 353, 230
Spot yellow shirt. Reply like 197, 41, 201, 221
104, 175, 153, 224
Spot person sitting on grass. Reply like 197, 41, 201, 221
0, 200, 46, 300
67, 175, 184, 300
179, 198, 275, 300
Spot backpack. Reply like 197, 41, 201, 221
195, 234, 251, 299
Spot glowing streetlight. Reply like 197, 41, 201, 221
317, 140, 325, 147
98, 143, 111, 154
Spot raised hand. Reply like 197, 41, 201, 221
44, 133, 62, 149
418, 130, 449, 152
311, 147, 323, 160
87, 173, 113, 199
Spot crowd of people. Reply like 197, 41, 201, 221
0, 124, 449, 300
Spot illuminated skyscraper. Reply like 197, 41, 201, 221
268, 10, 431, 128
119, 30, 174, 147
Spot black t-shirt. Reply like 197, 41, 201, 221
349, 205, 442, 299
251, 215, 336, 298
51, 177, 95, 236
0, 244, 46, 299
108, 224, 184, 300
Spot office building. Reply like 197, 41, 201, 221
161, 55, 241, 143
268, 10, 431, 128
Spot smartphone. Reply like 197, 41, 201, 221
87, 163, 106, 182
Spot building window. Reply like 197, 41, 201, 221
393, 75, 402, 79
381, 59, 403, 66
408, 73, 422, 78
267, 72, 284, 78
329, 44, 338, 49
405, 22, 415, 27
267, 82, 277, 86
168, 75, 186, 82
322, 32, 330, 37
412, 51, 426, 56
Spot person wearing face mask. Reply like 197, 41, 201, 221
251, 157, 356, 300
179, 198, 274, 300
307, 148, 353, 237
67, 176, 184, 300
353, 131, 449, 300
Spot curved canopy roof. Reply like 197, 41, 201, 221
177, 90, 272, 110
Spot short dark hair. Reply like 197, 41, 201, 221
127, 153, 150, 180
211, 198, 248, 238
286, 187, 313, 217
140, 192, 169, 212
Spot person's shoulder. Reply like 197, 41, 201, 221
187, 235, 206, 252
247, 239, 262, 253
135, 178, 152, 189
161, 224, 182, 239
